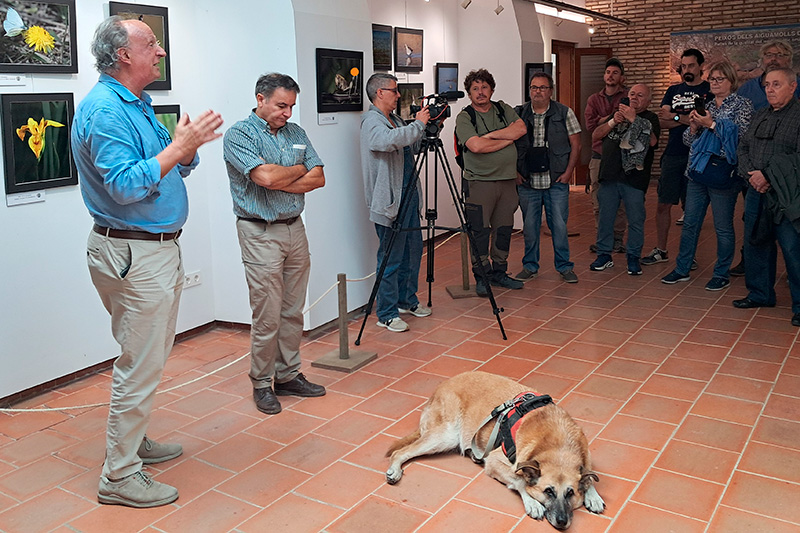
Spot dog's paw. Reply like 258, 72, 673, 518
584, 485, 606, 514
522, 495, 545, 519
386, 467, 403, 485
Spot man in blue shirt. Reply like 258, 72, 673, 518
737, 40, 800, 111
223, 73, 326, 416
72, 17, 223, 508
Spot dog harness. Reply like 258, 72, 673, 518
469, 391, 553, 464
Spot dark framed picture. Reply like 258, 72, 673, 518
153, 104, 180, 139
394, 27, 423, 72
0, 0, 78, 73
109, 2, 170, 91
2, 92, 77, 194
524, 62, 553, 101
372, 23, 392, 71
435, 62, 459, 99
315, 48, 363, 113
396, 83, 424, 122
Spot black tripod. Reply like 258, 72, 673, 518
355, 129, 507, 345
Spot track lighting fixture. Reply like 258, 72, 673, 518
494, 0, 504, 14
461, 0, 472, 9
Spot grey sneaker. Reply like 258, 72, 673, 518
560, 270, 578, 283
377, 316, 409, 332
398, 304, 432, 317
98, 471, 178, 508
138, 436, 182, 465
514, 267, 538, 281
641, 248, 668, 266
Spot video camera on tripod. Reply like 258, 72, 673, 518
410, 91, 464, 137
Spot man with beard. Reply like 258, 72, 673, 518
584, 58, 628, 254
642, 49, 710, 267
738, 40, 800, 111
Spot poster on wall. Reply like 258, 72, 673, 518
394, 27, 422, 72
316, 48, 363, 113
435, 63, 458, 99
372, 24, 392, 71
670, 24, 800, 86
109, 2, 170, 90
2, 92, 77, 194
0, 0, 78, 73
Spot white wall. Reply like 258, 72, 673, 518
0, 0, 588, 398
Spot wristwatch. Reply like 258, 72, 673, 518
673, 114, 680, 122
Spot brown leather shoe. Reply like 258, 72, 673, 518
274, 373, 326, 397
253, 387, 281, 414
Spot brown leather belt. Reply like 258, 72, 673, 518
93, 224, 182, 241
238, 216, 299, 225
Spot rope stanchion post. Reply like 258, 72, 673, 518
312, 273, 377, 373
446, 232, 477, 298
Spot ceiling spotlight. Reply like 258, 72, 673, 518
461, 0, 471, 9
494, 1, 504, 15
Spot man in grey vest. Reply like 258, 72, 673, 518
514, 72, 581, 283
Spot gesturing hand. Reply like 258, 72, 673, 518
173, 109, 224, 155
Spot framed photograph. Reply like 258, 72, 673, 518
524, 62, 553, 101
394, 27, 423, 72
109, 2, 170, 90
315, 48, 364, 113
435, 62, 459, 99
372, 23, 392, 71
396, 83, 424, 122
153, 104, 180, 139
0, 0, 77, 73
2, 92, 77, 194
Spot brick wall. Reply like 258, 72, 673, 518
584, 0, 800, 159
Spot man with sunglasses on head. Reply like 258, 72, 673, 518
737, 40, 800, 111
733, 67, 800, 328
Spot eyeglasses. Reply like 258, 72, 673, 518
708, 76, 728, 83
529, 85, 552, 92
380, 87, 399, 94
764, 52, 789, 59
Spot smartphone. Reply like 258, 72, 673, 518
694, 96, 706, 116
620, 97, 630, 106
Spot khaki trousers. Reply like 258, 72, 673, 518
462, 178, 518, 276
87, 231, 183, 481
236, 218, 309, 389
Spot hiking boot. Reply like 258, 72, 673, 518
729, 260, 745, 277
399, 304, 432, 317
590, 254, 614, 271
274, 373, 326, 397
138, 436, 182, 465
662, 270, 690, 284
705, 277, 730, 291
490, 271, 524, 290
560, 270, 578, 283
475, 278, 489, 297
514, 267, 538, 281
627, 255, 642, 276
98, 471, 178, 508
377, 316, 409, 332
641, 248, 668, 266
253, 387, 281, 414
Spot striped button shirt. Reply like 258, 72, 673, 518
223, 111, 324, 221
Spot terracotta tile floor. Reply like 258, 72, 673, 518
1, 188, 799, 532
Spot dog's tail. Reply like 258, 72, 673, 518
385, 430, 421, 457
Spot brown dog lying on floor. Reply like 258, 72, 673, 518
386, 371, 604, 530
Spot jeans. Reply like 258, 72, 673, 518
518, 182, 573, 273
743, 188, 800, 312
674, 179, 739, 278
596, 181, 646, 257
374, 190, 423, 322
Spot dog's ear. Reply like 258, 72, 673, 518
515, 460, 540, 486
580, 470, 599, 490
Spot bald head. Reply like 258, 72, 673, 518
629, 84, 652, 113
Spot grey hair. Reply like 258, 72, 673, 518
766, 67, 798, 85
255, 73, 300, 100
761, 40, 793, 61
91, 16, 130, 74
366, 73, 397, 102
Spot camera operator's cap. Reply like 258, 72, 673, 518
605, 57, 624, 75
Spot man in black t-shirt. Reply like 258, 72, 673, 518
590, 84, 660, 276
642, 49, 710, 267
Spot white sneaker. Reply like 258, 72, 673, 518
398, 304, 432, 317
377, 317, 409, 332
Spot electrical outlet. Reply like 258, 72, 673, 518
184, 270, 202, 288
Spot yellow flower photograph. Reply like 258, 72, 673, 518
16, 116, 64, 160
0, 1, 77, 73
23, 25, 55, 54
